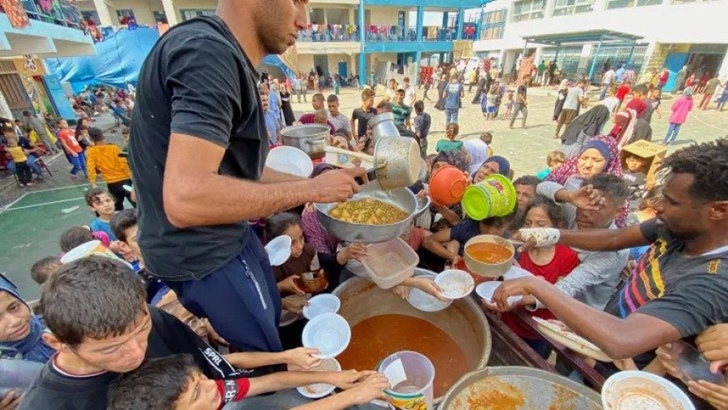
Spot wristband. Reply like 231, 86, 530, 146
215, 378, 250, 404
518, 228, 560, 248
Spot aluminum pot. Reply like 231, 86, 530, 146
314, 180, 419, 243
440, 366, 602, 409
279, 124, 330, 159
368, 112, 400, 143
373, 136, 421, 190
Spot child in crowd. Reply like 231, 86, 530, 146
108, 354, 389, 410
499, 196, 579, 355
622, 154, 648, 200
663, 87, 694, 146
626, 84, 649, 118
647, 87, 662, 120
413, 100, 431, 159
56, 119, 87, 180
435, 123, 463, 153
485, 88, 498, 120
29, 256, 62, 287
86, 127, 135, 210
120, 127, 130, 155
616, 81, 631, 112
503, 89, 514, 119
481, 131, 494, 157
600, 86, 620, 115
85, 188, 118, 241
59, 225, 110, 252
536, 150, 566, 180
4, 134, 33, 187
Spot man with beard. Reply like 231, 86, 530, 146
495, 139, 728, 409
129, 0, 366, 358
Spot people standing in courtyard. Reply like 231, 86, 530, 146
510, 74, 531, 129
129, 1, 367, 356
554, 79, 586, 139
716, 79, 728, 111
600, 65, 615, 101
351, 88, 377, 140
22, 110, 58, 155
663, 87, 694, 146
699, 74, 721, 110
552, 79, 568, 122
443, 75, 464, 124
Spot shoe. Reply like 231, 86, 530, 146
26, 182, 34, 187
509, 126, 515, 129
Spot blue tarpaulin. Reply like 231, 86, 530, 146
46, 26, 297, 93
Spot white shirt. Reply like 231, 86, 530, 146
602, 69, 616, 85
600, 96, 619, 114
328, 113, 351, 133
404, 85, 416, 106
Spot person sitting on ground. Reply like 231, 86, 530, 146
29, 256, 62, 287
108, 354, 390, 410
19, 257, 380, 410
3, 135, 34, 187
435, 123, 463, 153
86, 128, 135, 210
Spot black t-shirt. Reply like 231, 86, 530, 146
351, 107, 376, 138
19, 307, 251, 410
129, 16, 267, 281
517, 84, 527, 104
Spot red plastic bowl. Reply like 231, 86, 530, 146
429, 165, 468, 206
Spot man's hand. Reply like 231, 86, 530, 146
655, 343, 683, 380
565, 185, 605, 211
310, 167, 368, 203
493, 277, 541, 312
278, 275, 306, 295
281, 295, 309, 314
687, 380, 728, 410
0, 391, 21, 410
347, 373, 390, 404
697, 324, 728, 373
327, 370, 377, 390
284, 347, 322, 370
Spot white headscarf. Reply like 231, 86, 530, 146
464, 139, 489, 175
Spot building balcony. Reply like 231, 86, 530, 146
299, 24, 360, 42
0, 0, 94, 57
365, 25, 471, 42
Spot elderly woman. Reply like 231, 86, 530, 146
472, 155, 511, 183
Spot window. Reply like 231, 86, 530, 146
512, 0, 546, 22
480, 8, 507, 40
607, 0, 662, 9
181, 9, 216, 21
116, 9, 135, 24
152, 11, 167, 23
552, 0, 595, 16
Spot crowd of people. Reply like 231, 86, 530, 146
1, 4, 728, 409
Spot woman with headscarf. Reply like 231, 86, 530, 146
463, 138, 489, 176
473, 155, 511, 183
558, 105, 611, 158
608, 109, 638, 148
552, 79, 569, 123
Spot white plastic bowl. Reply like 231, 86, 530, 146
475, 281, 523, 306
303, 294, 341, 320
296, 358, 341, 399
435, 269, 475, 300
602, 370, 695, 410
302, 313, 351, 359
264, 235, 292, 267
265, 145, 314, 178
406, 274, 452, 312
503, 266, 534, 281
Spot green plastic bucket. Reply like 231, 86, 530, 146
461, 174, 517, 221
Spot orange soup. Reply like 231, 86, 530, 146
466, 242, 512, 264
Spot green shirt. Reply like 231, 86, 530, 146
436, 139, 463, 152
391, 103, 412, 128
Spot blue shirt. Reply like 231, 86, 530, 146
269, 90, 282, 117
89, 217, 117, 241
451, 219, 480, 255
536, 167, 551, 180
444, 82, 463, 110
615, 67, 626, 83
264, 110, 280, 144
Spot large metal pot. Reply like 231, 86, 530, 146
440, 366, 602, 409
368, 112, 400, 143
279, 124, 330, 159
333, 276, 491, 407
314, 180, 419, 243
373, 136, 422, 190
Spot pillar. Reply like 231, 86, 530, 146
161, 0, 178, 25
475, 7, 484, 40
358, 4, 367, 84
92, 0, 114, 26
415, 5, 424, 42
456, 8, 464, 40
348, 8, 355, 25
415, 50, 422, 85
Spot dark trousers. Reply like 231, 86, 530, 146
15, 161, 32, 184
107, 179, 136, 211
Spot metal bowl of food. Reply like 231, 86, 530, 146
314, 180, 418, 243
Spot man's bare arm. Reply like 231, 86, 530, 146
261, 166, 307, 183
558, 223, 650, 252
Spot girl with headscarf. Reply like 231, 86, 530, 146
0, 274, 55, 363
558, 105, 611, 158
608, 109, 638, 148
552, 79, 569, 122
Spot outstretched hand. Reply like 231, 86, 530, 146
310, 167, 368, 204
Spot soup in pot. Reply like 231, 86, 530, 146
466, 242, 513, 264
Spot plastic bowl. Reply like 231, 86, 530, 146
435, 269, 475, 300
475, 281, 523, 306
303, 294, 341, 320
302, 313, 351, 359
296, 358, 341, 399
265, 145, 314, 178
601, 370, 695, 410
264, 235, 292, 267
429, 165, 469, 206
503, 266, 534, 281
463, 235, 515, 278
406, 274, 453, 312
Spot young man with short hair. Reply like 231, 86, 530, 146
351, 88, 377, 140
391, 89, 412, 130
326, 94, 351, 135
298, 93, 335, 133
19, 257, 381, 409
413, 100, 431, 158
509, 74, 530, 129
402, 76, 416, 107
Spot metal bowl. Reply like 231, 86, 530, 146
413, 195, 431, 218
314, 181, 418, 244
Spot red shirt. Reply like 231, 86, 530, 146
616, 84, 631, 101
298, 113, 335, 134
501, 245, 580, 340
626, 98, 648, 118
58, 129, 82, 154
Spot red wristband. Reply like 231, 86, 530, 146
215, 378, 250, 405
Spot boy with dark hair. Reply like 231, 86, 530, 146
85, 187, 118, 240
3, 134, 34, 186
351, 88, 377, 139
20, 256, 382, 410
29, 256, 62, 286
413, 100, 431, 159
626, 84, 649, 118
59, 226, 96, 252
109, 354, 389, 410
86, 127, 135, 210
391, 89, 412, 129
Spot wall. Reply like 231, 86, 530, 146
295, 53, 356, 77
78, 0, 163, 25
366, 6, 401, 26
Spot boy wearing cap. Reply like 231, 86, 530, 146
86, 127, 135, 210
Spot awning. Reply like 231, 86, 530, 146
522, 29, 644, 47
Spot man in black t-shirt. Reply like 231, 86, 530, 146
351, 87, 377, 139
19, 257, 382, 410
129, 9, 367, 353
509, 74, 530, 129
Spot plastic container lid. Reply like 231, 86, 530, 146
265, 235, 292, 267
302, 313, 351, 359
406, 274, 452, 312
296, 358, 341, 399
435, 269, 475, 299
503, 266, 534, 281
265, 146, 314, 178
303, 294, 341, 320
362, 238, 419, 289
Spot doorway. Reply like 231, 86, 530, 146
313, 55, 330, 76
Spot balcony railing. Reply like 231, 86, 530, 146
6, 0, 85, 29
365, 25, 465, 42
298, 24, 359, 42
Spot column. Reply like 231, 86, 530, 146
92, 0, 114, 26
456, 8, 464, 40
415, 5, 424, 42
161, 0, 178, 25
358, 4, 367, 83
349, 8, 355, 25
544, 0, 556, 18
475, 7, 484, 40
